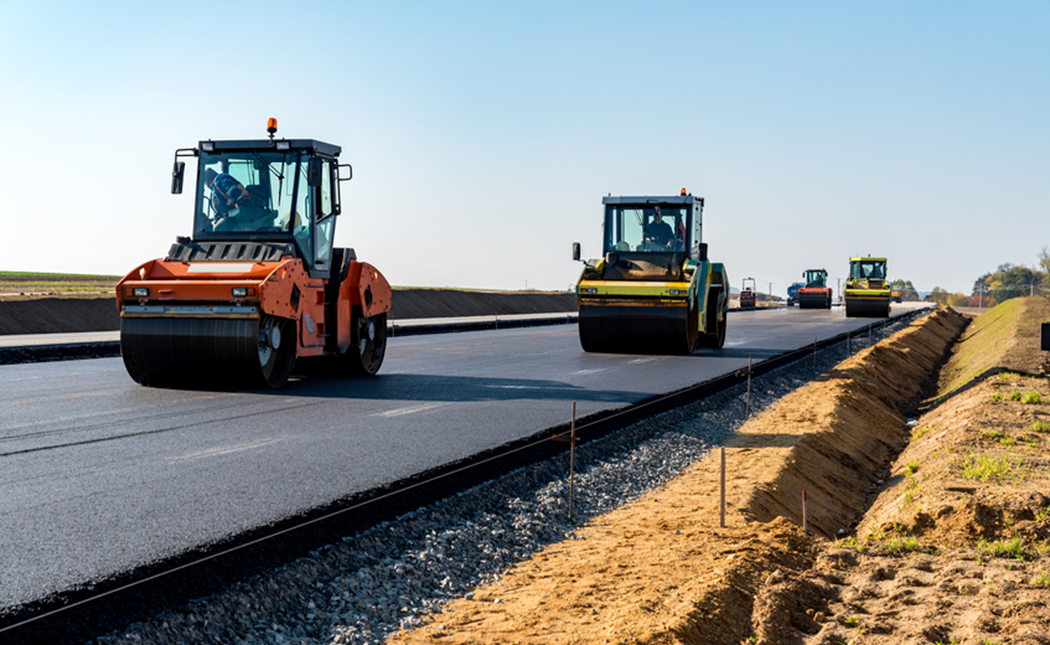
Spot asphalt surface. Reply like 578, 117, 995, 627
0, 304, 926, 612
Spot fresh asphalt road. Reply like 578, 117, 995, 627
0, 304, 925, 609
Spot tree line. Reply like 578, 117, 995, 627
928, 247, 1050, 308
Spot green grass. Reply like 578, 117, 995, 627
911, 424, 933, 441
960, 454, 1029, 483
0, 270, 120, 294
1031, 420, 1050, 433
1032, 570, 1050, 589
0, 270, 120, 280
884, 534, 925, 554
1010, 390, 1023, 401
1022, 390, 1043, 405
980, 428, 1006, 439
938, 299, 1025, 398
905, 460, 920, 474
977, 537, 1028, 561
991, 391, 1004, 402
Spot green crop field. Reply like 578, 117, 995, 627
0, 271, 120, 295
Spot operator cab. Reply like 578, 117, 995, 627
169, 121, 350, 279
597, 193, 705, 281
804, 269, 828, 288
850, 259, 886, 281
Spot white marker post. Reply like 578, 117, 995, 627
802, 489, 808, 533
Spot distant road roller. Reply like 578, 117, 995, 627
572, 190, 729, 354
116, 119, 391, 388
797, 268, 832, 309
738, 277, 757, 309
844, 256, 891, 318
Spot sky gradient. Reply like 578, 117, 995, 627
1, 1, 1047, 296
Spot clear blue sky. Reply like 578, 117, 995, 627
1, 1, 1047, 295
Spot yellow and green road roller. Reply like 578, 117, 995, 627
571, 190, 729, 354
844, 256, 891, 317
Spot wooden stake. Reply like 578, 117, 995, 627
569, 401, 576, 521
720, 447, 726, 528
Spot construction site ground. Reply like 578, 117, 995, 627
388, 299, 1050, 645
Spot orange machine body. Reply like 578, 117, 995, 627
116, 257, 391, 360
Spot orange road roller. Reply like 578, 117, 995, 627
116, 120, 391, 388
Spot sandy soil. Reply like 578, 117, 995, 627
387, 302, 1050, 645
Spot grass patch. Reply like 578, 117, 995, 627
938, 299, 1025, 397
1022, 390, 1042, 405
911, 424, 933, 441
1032, 570, 1050, 589
991, 391, 1004, 402
1010, 390, 1023, 401
977, 537, 1029, 561
905, 460, 920, 474
834, 536, 868, 553
959, 453, 1029, 483
980, 428, 1006, 439
0, 270, 120, 294
883, 534, 926, 554
1032, 420, 1050, 433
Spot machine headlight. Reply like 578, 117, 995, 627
276, 141, 290, 151
133, 287, 149, 297
232, 287, 248, 297
582, 287, 598, 294
201, 141, 214, 151
669, 289, 681, 296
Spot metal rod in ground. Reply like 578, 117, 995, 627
720, 447, 726, 528
802, 489, 808, 533
569, 400, 576, 521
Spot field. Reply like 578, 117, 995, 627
0, 271, 120, 297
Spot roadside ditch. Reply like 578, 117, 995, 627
56, 315, 925, 645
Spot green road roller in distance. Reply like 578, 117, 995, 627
844, 256, 891, 317
571, 190, 729, 354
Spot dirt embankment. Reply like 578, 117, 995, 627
0, 290, 577, 335
389, 301, 1050, 645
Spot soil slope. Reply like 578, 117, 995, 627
387, 306, 998, 645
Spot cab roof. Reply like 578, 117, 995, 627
850, 257, 887, 262
602, 194, 703, 206
198, 138, 341, 157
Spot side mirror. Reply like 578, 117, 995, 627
307, 158, 323, 186
338, 163, 353, 181
572, 242, 581, 262
698, 242, 708, 262
171, 161, 185, 194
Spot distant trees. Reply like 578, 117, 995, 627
961, 247, 1050, 308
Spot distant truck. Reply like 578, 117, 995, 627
786, 281, 804, 306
